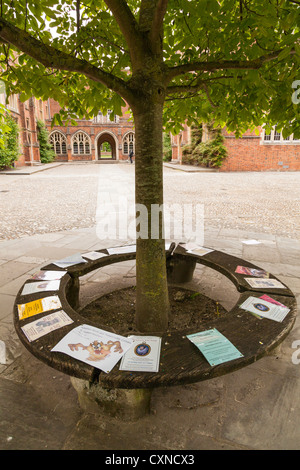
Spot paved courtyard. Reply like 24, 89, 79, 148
0, 162, 299, 450
0, 162, 299, 240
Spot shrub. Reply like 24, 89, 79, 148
182, 125, 227, 168
163, 132, 172, 161
0, 113, 20, 169
37, 119, 56, 163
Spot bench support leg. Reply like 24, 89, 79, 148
70, 377, 152, 421
167, 255, 196, 283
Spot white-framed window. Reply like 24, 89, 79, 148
50, 131, 67, 155
262, 125, 300, 143
72, 131, 91, 155
93, 110, 119, 124
123, 132, 135, 154
7, 94, 18, 112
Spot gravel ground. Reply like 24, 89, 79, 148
0, 163, 299, 240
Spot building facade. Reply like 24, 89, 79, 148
1, 91, 300, 172
45, 99, 135, 163
0, 92, 50, 167
171, 124, 300, 171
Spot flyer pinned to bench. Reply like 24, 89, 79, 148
51, 324, 133, 373
187, 328, 243, 367
119, 336, 162, 372
240, 296, 290, 322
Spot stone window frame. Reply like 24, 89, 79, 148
123, 131, 135, 155
71, 131, 91, 155
49, 131, 67, 155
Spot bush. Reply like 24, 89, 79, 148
37, 119, 56, 163
182, 126, 227, 168
163, 132, 172, 161
0, 113, 20, 169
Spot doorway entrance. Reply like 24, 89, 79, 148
97, 133, 117, 160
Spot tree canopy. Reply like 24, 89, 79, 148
0, 0, 299, 137
0, 0, 299, 331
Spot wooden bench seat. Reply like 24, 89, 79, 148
13, 242, 297, 389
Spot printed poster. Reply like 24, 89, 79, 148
251, 294, 288, 320
239, 296, 290, 323
119, 336, 162, 372
187, 328, 243, 367
21, 310, 73, 342
244, 278, 286, 289
51, 324, 133, 373
21, 280, 61, 296
31, 270, 66, 281
235, 265, 269, 278
17, 295, 62, 320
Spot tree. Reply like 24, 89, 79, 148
0, 0, 299, 332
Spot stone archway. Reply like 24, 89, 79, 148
96, 132, 117, 160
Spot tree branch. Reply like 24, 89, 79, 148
165, 48, 296, 82
0, 17, 133, 102
150, 0, 168, 48
166, 76, 230, 96
138, 0, 168, 55
103, 0, 144, 67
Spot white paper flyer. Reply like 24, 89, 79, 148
107, 245, 136, 255
51, 324, 133, 373
53, 253, 88, 268
244, 278, 286, 289
21, 280, 61, 296
181, 243, 213, 256
239, 296, 290, 322
31, 270, 66, 281
21, 310, 74, 342
82, 251, 107, 261
119, 336, 162, 372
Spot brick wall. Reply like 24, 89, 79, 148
171, 125, 300, 172
221, 130, 300, 172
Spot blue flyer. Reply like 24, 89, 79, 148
187, 328, 243, 367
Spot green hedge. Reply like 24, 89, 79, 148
182, 126, 227, 168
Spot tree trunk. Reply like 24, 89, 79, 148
133, 100, 170, 332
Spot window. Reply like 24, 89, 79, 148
274, 126, 281, 141
72, 132, 91, 155
7, 94, 18, 111
123, 132, 135, 154
262, 126, 300, 143
93, 110, 119, 124
50, 132, 67, 155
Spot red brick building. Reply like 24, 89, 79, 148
0, 92, 50, 167
2, 91, 300, 171
46, 99, 135, 163
171, 124, 300, 171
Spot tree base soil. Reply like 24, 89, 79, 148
79, 286, 227, 334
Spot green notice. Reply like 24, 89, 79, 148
187, 328, 243, 367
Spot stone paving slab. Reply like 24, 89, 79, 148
0, 225, 299, 450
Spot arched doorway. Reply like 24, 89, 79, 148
96, 132, 117, 160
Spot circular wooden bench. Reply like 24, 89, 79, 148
13, 242, 297, 389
